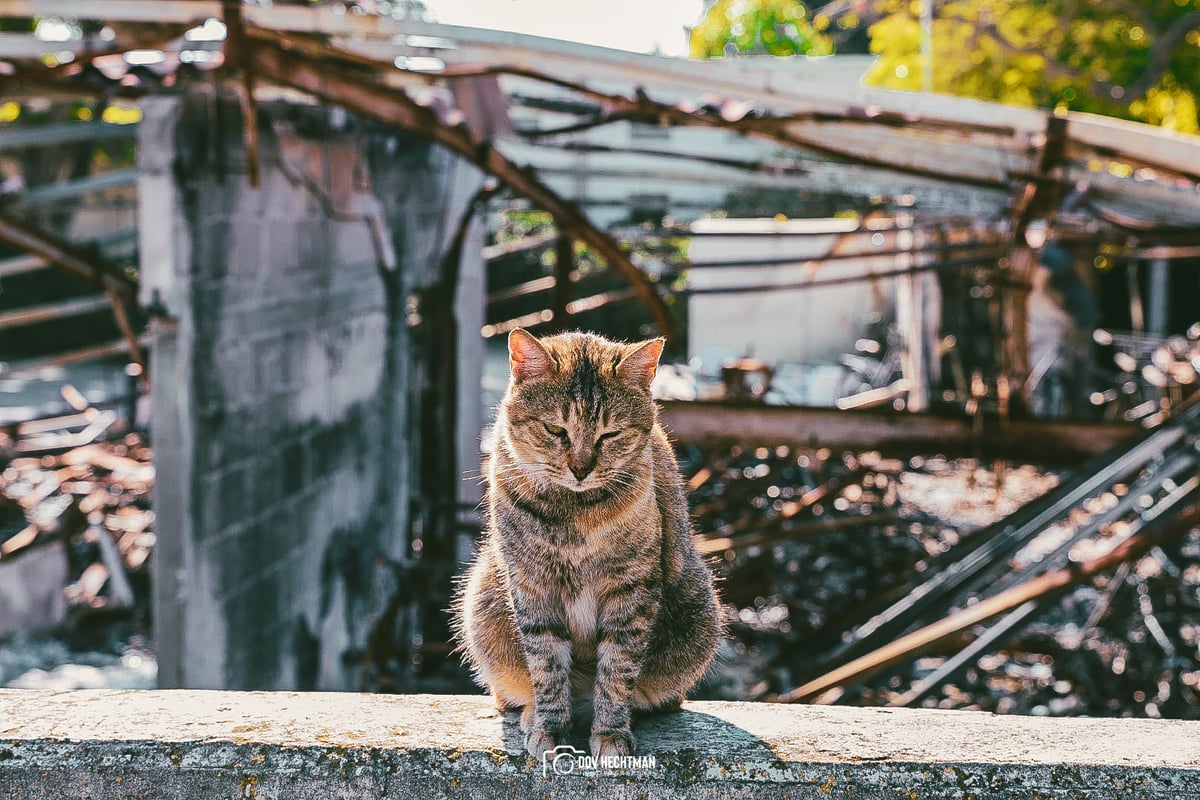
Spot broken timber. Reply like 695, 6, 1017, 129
658, 400, 1139, 465
772, 393, 1200, 703
774, 501, 1200, 703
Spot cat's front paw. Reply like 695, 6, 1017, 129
525, 722, 566, 759
589, 728, 635, 759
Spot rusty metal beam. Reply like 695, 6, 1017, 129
0, 252, 46, 278
105, 286, 147, 389
242, 33, 676, 339
550, 230, 573, 332
223, 2, 261, 189
449, 62, 1017, 193
481, 230, 558, 261
697, 510, 898, 556
5, 336, 147, 371
657, 400, 1138, 465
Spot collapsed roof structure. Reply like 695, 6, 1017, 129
3, 0, 1200, 361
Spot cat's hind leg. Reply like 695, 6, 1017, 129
633, 564, 722, 711
457, 547, 535, 712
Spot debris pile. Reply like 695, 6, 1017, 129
1092, 326, 1200, 425
0, 400, 153, 650
690, 396, 1200, 720
683, 443, 1058, 700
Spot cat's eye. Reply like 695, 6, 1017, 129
596, 431, 619, 445
543, 423, 567, 438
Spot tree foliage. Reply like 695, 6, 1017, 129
863, 0, 1200, 134
690, 0, 834, 58
691, 0, 1200, 134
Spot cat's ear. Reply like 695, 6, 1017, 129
616, 337, 665, 388
509, 328, 555, 382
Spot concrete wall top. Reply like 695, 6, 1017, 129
1, 690, 1198, 798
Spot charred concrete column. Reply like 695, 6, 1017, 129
140, 87, 482, 690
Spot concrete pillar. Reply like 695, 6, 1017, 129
141, 86, 482, 691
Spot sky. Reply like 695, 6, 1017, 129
423, 0, 706, 57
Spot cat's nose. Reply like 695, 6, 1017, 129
568, 451, 595, 481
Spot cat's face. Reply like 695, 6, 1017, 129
499, 329, 662, 494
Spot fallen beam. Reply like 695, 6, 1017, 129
14, 409, 118, 454
2, 690, 1200, 799
658, 400, 1139, 464
3, 336, 146, 371
0, 228, 138, 280
0, 252, 46, 278
697, 512, 899, 556
0, 210, 144, 378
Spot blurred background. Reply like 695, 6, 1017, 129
2, 0, 1200, 722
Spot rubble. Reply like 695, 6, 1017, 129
687, 397, 1200, 721
0, 391, 153, 658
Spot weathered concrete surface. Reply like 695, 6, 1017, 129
1, 691, 1197, 799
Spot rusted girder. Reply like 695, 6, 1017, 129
242, 33, 676, 339
658, 400, 1138, 465
550, 229, 573, 332
222, 2, 261, 188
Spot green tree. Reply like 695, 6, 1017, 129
857, 0, 1200, 134
690, 0, 835, 58
692, 1, 1200, 134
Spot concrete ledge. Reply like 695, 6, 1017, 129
2, 691, 1199, 798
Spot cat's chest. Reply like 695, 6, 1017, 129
551, 546, 605, 643
563, 584, 599, 643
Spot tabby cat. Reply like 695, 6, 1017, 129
453, 329, 721, 759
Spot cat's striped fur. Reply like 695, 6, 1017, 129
452, 329, 721, 759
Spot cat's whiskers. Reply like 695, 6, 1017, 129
595, 468, 642, 507
497, 460, 560, 500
